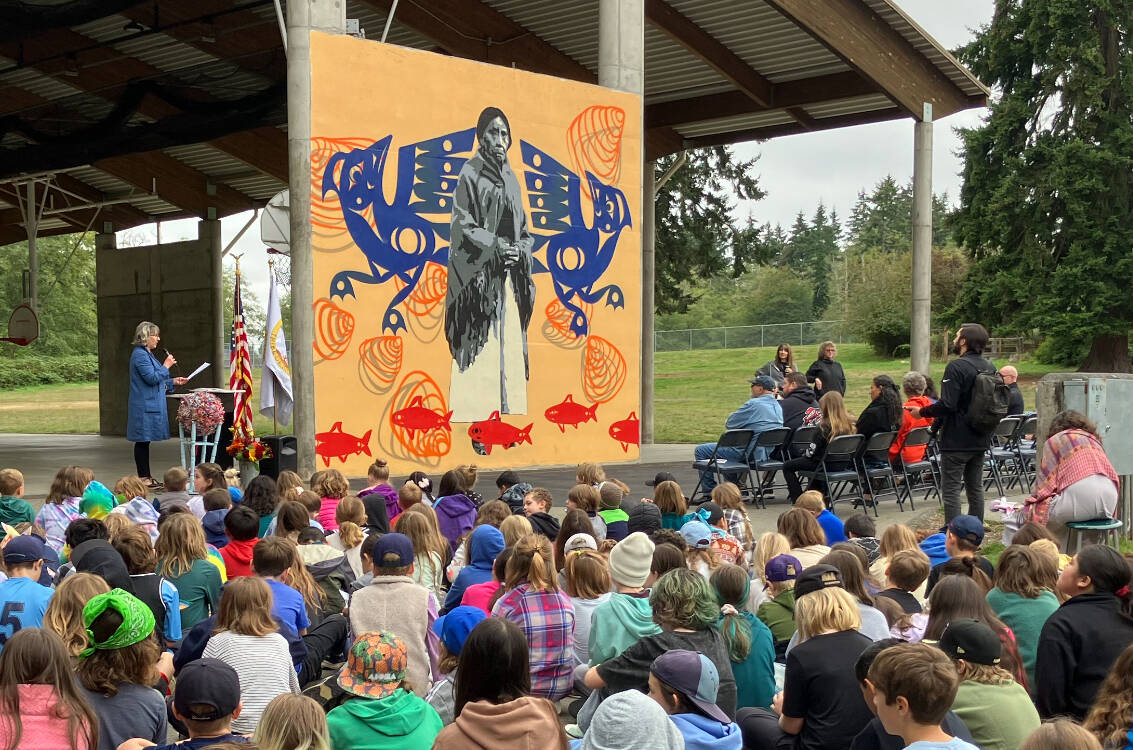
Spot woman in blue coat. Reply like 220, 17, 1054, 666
128, 321, 187, 488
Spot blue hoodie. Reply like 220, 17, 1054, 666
920, 533, 949, 567
669, 714, 743, 750
442, 525, 504, 614
202, 508, 229, 549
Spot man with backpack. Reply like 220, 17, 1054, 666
909, 324, 1008, 522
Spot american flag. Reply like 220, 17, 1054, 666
228, 264, 254, 438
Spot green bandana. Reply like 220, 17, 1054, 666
78, 588, 155, 659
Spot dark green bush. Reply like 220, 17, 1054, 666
0, 354, 98, 389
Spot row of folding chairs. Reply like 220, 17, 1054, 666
690, 425, 943, 517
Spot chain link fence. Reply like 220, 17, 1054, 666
655, 320, 854, 352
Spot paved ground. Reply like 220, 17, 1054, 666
1, 433, 965, 535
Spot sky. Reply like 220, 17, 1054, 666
117, 0, 995, 294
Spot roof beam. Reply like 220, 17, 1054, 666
210, 126, 288, 183
645, 0, 773, 107
96, 150, 258, 218
763, 0, 972, 119
646, 70, 878, 128
682, 106, 907, 148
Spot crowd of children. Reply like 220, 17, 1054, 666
0, 459, 1129, 750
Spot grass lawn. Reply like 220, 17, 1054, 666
655, 343, 1061, 443
2, 343, 1060, 441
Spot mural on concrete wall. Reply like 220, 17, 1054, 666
309, 33, 642, 475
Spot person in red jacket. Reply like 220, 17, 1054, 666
890, 371, 934, 467
218, 505, 260, 578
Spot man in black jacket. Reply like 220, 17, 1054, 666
780, 372, 819, 431
805, 341, 846, 399
1000, 365, 1025, 415
909, 324, 996, 522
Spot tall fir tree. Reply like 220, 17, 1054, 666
953, 0, 1133, 370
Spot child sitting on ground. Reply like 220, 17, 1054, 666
200, 488, 231, 549
118, 658, 246, 750
523, 487, 562, 540
924, 516, 994, 597
356, 458, 396, 531
648, 649, 743, 749
795, 490, 846, 545
425, 606, 487, 724
218, 505, 260, 578
876, 548, 931, 615
316, 469, 350, 532
597, 482, 630, 542
756, 553, 801, 658
0, 536, 54, 639
844, 513, 881, 565
0, 468, 33, 526
156, 467, 191, 511
867, 641, 979, 750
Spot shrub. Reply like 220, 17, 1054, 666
0, 354, 98, 389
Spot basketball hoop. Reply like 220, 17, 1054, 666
1, 304, 39, 346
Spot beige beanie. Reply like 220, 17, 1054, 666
608, 532, 655, 588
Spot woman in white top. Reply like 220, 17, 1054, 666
202, 577, 300, 734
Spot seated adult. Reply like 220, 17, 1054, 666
755, 343, 796, 392
805, 341, 846, 399
782, 392, 856, 501
889, 372, 934, 467
1023, 410, 1119, 549
780, 372, 819, 433
1000, 366, 1025, 415
856, 375, 902, 442
693, 375, 783, 493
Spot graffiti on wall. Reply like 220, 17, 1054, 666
310, 34, 641, 475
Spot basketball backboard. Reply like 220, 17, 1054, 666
0, 304, 38, 346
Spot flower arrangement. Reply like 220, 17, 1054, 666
226, 428, 274, 464
176, 392, 225, 435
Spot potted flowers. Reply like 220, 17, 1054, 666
226, 428, 274, 488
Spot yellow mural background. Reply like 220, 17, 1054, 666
310, 32, 642, 477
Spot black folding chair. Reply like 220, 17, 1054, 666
748, 427, 793, 509
690, 429, 755, 502
984, 417, 1022, 498
894, 426, 938, 511
1012, 415, 1039, 492
801, 434, 867, 513
859, 431, 900, 516
787, 425, 820, 459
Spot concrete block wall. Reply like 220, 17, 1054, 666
96, 221, 222, 437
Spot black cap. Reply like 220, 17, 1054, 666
646, 471, 676, 487
173, 658, 241, 721
794, 564, 844, 599
939, 619, 1001, 666
699, 502, 724, 525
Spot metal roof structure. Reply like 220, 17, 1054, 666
0, 0, 987, 246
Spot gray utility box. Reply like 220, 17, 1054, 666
1036, 373, 1133, 536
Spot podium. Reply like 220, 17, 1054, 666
168, 388, 243, 490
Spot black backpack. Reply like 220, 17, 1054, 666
965, 363, 1010, 433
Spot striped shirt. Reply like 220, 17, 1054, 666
493, 582, 575, 701
202, 631, 300, 734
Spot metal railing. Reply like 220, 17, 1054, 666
655, 320, 852, 352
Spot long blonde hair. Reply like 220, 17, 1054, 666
253, 694, 330, 750
214, 577, 278, 637
818, 392, 855, 438
653, 481, 686, 516
398, 510, 447, 590
505, 534, 557, 593
43, 573, 110, 658
878, 523, 918, 560
795, 586, 861, 641
576, 462, 606, 486
500, 515, 533, 547
752, 532, 791, 581
155, 513, 208, 576
334, 496, 365, 549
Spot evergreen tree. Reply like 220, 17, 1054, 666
953, 0, 1133, 370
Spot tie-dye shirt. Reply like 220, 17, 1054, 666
34, 497, 82, 553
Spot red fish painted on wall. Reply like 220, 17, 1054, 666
608, 412, 640, 452
391, 396, 453, 438
467, 412, 533, 455
544, 394, 599, 433
315, 422, 373, 466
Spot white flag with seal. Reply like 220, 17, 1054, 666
260, 267, 294, 425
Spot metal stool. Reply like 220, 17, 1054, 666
1065, 518, 1123, 553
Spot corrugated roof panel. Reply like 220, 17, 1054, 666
644, 27, 726, 96
802, 93, 899, 118
163, 144, 260, 180
225, 173, 286, 201
67, 167, 139, 195
483, 0, 600, 73
675, 108, 796, 137
0, 59, 85, 101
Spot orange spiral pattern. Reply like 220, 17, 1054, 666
567, 106, 626, 200
582, 335, 627, 404
310, 137, 374, 251
389, 371, 451, 459
541, 296, 594, 349
358, 335, 403, 394
313, 298, 354, 361
394, 262, 449, 318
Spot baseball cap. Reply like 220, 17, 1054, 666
794, 563, 843, 599
941, 515, 985, 546
373, 532, 414, 568
650, 650, 731, 724
3, 535, 46, 565
173, 658, 241, 721
764, 554, 802, 584
939, 618, 1001, 666
339, 631, 409, 698
432, 606, 487, 657
747, 374, 778, 390
564, 533, 598, 553
679, 519, 713, 550
646, 471, 677, 488
699, 502, 724, 526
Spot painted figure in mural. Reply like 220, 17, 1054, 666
445, 107, 536, 423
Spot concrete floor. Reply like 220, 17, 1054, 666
1, 433, 960, 536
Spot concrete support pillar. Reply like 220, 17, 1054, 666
26, 181, 39, 313
288, 0, 345, 477
598, 0, 648, 443
911, 107, 933, 376
199, 219, 225, 388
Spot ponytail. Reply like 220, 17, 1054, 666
505, 533, 558, 593
338, 522, 363, 549
335, 496, 366, 548
710, 564, 752, 662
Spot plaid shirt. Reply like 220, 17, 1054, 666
493, 583, 575, 700
722, 508, 754, 558
1025, 429, 1119, 524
